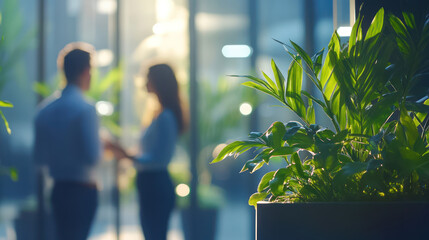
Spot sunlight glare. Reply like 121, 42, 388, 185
337, 26, 352, 37
96, 49, 114, 67
239, 102, 252, 116
96, 101, 114, 116
97, 0, 117, 14
222, 45, 252, 58
175, 184, 190, 197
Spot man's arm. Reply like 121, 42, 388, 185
79, 105, 101, 165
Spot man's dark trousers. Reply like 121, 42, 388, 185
51, 181, 98, 240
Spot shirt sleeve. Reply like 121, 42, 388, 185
78, 105, 101, 166
136, 110, 178, 169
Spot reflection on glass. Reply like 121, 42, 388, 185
239, 102, 253, 116
97, 0, 117, 15
156, 0, 175, 21
176, 184, 190, 197
337, 26, 352, 37
222, 45, 253, 58
96, 49, 114, 67
152, 21, 186, 35
96, 101, 114, 116
333, 0, 355, 31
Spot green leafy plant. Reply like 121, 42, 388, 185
88, 65, 123, 137
212, 8, 429, 205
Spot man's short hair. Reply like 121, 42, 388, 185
57, 42, 95, 84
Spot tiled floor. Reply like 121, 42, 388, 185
0, 197, 252, 240
88, 200, 251, 240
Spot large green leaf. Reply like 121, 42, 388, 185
286, 56, 306, 118
399, 108, 419, 148
389, 14, 412, 54
348, 14, 363, 55
383, 139, 421, 175
283, 122, 304, 141
265, 121, 286, 149
320, 32, 340, 99
365, 92, 399, 124
211, 140, 265, 163
248, 192, 269, 206
242, 81, 280, 102
290, 40, 313, 70
233, 74, 274, 92
274, 38, 319, 87
306, 99, 315, 124
261, 71, 277, 91
271, 59, 286, 102
269, 167, 293, 196
333, 162, 367, 186
316, 128, 335, 141
402, 12, 416, 31
311, 49, 324, 78
287, 132, 314, 149
342, 162, 368, 176
405, 100, 429, 113
365, 8, 384, 41
301, 90, 326, 109
332, 129, 349, 143
270, 146, 298, 156
258, 171, 276, 192
240, 150, 271, 173
330, 88, 347, 130
291, 152, 305, 178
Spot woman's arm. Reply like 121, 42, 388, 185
105, 140, 135, 161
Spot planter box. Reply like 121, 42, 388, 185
256, 201, 429, 240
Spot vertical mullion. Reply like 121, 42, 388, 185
113, 0, 121, 239
188, 0, 199, 239
36, 0, 46, 239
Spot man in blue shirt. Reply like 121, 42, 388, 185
34, 42, 100, 240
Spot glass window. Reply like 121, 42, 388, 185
0, 0, 337, 239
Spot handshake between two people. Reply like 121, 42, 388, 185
104, 140, 135, 161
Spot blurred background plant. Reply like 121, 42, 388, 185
0, 0, 35, 135
0, 0, 35, 181
170, 76, 260, 209
0, 0, 35, 94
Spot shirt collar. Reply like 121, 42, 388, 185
62, 84, 83, 97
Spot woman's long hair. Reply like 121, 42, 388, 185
147, 64, 187, 133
